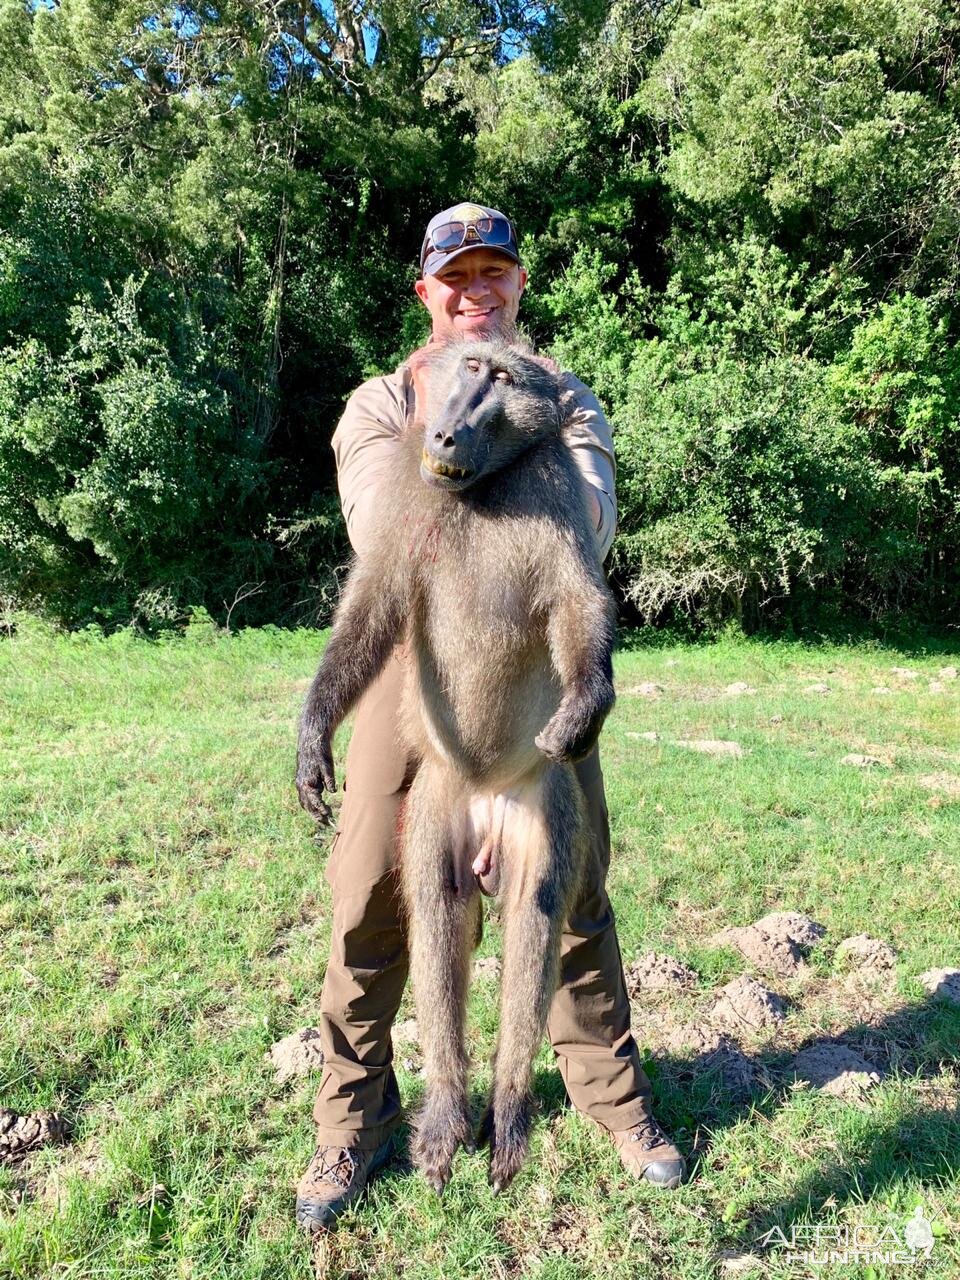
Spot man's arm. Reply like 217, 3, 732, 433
559, 374, 617, 561
332, 360, 617, 561
331, 371, 410, 558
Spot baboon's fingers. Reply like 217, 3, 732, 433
483, 1094, 531, 1194
296, 780, 332, 825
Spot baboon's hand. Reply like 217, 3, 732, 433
535, 721, 593, 757
296, 729, 336, 824
535, 708, 604, 764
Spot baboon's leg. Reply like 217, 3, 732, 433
484, 765, 584, 1192
401, 762, 479, 1193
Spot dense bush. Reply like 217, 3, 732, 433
0, 0, 957, 631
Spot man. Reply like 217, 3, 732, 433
295, 203, 685, 1232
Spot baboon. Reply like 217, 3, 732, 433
296, 338, 616, 1193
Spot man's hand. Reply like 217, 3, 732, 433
407, 344, 434, 423
296, 729, 336, 825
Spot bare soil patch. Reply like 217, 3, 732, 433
0, 1110, 69, 1165
753, 912, 826, 950
917, 772, 960, 798
711, 925, 804, 977
711, 976, 786, 1031
710, 911, 824, 977
622, 681, 664, 698
840, 753, 889, 769
675, 739, 745, 759
625, 952, 698, 995
792, 1043, 883, 1101
919, 968, 960, 1005
833, 934, 897, 976
264, 1027, 324, 1083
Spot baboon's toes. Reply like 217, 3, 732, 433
483, 1095, 531, 1191
488, 1143, 526, 1194
411, 1104, 473, 1193
411, 1137, 455, 1194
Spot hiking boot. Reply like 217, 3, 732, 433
611, 1116, 686, 1188
295, 1136, 395, 1232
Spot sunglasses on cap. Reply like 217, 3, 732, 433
422, 214, 516, 259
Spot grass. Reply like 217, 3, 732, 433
1, 615, 959, 1279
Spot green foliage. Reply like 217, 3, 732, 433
0, 0, 958, 630
0, 278, 265, 625
827, 295, 960, 611
612, 339, 865, 627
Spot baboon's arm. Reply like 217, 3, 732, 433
534, 526, 616, 764
296, 560, 406, 821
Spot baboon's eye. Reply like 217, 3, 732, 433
493, 369, 512, 384
465, 358, 481, 374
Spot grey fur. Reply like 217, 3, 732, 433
297, 339, 616, 1191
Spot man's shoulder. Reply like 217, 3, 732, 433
337, 364, 412, 437
347, 363, 410, 403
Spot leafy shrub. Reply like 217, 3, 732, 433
0, 279, 264, 626
611, 338, 868, 628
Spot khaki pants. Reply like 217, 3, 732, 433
312, 649, 652, 1149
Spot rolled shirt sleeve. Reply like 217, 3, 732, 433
558, 373, 618, 561
331, 369, 411, 560
331, 362, 617, 561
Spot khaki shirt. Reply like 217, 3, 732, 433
332, 361, 617, 561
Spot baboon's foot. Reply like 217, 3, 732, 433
480, 1093, 531, 1194
411, 1093, 473, 1194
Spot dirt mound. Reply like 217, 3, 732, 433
0, 1110, 69, 1164
917, 772, 960, 798
841, 753, 889, 769
264, 1027, 324, 1083
660, 1025, 757, 1096
393, 1018, 419, 1047
474, 956, 501, 980
711, 925, 805, 977
676, 739, 745, 759
890, 666, 919, 680
626, 951, 698, 995
662, 1022, 725, 1055
624, 681, 664, 698
711, 976, 786, 1031
803, 682, 831, 694
792, 1043, 882, 1100
834, 934, 897, 975
919, 968, 960, 1005
753, 912, 826, 950
392, 1018, 422, 1072
939, 666, 958, 681
724, 682, 756, 696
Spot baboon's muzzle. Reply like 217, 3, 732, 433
421, 375, 498, 489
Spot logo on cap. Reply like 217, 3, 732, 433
451, 203, 488, 222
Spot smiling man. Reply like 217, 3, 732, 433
295, 203, 686, 1232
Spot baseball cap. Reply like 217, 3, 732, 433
420, 202, 520, 277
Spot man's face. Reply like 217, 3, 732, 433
414, 247, 528, 342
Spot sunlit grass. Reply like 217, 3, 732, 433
1, 618, 958, 1278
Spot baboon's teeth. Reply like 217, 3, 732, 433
421, 450, 470, 480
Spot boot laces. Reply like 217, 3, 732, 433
629, 1119, 667, 1153
313, 1145, 356, 1190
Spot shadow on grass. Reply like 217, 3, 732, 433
647, 991, 960, 1249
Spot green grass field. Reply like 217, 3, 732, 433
1, 618, 958, 1279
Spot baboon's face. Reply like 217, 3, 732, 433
421, 343, 561, 492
